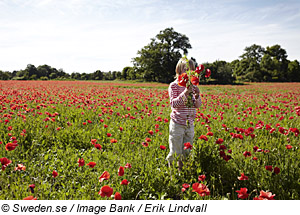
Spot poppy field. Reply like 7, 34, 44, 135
0, 80, 300, 200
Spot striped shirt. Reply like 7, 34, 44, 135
168, 79, 201, 126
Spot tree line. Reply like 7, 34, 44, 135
1, 28, 299, 83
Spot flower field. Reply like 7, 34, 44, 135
0, 81, 299, 200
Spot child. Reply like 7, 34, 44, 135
166, 58, 201, 171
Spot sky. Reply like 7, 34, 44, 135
1, 0, 300, 74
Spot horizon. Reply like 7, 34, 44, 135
1, 0, 300, 74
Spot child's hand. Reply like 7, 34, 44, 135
193, 86, 200, 99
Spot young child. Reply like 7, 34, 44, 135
166, 58, 202, 171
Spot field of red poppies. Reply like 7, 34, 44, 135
0, 80, 299, 200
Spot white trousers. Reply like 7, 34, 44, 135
166, 119, 194, 162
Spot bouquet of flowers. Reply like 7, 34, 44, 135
178, 56, 211, 108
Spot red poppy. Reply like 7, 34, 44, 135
141, 142, 148, 147
99, 171, 110, 182
243, 151, 251, 158
238, 173, 249, 180
23, 196, 37, 200
160, 145, 166, 150
110, 139, 117, 143
191, 76, 199, 86
78, 158, 85, 167
178, 73, 189, 87
124, 163, 132, 169
86, 162, 96, 168
94, 144, 102, 150
199, 135, 208, 141
236, 188, 249, 199
29, 184, 35, 193
120, 179, 129, 185
198, 175, 206, 182
5, 142, 18, 151
114, 192, 122, 200
52, 170, 58, 178
184, 142, 193, 150
99, 185, 113, 198
258, 190, 275, 200
145, 138, 151, 142
107, 133, 112, 137
195, 65, 204, 74
91, 139, 97, 145
206, 132, 213, 136
148, 130, 154, 135
182, 183, 190, 189
118, 166, 124, 176
286, 144, 292, 149
216, 138, 224, 144
274, 167, 280, 174
14, 163, 26, 171
192, 183, 210, 196
0, 157, 12, 171
265, 165, 273, 172
205, 69, 211, 78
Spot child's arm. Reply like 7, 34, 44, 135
193, 86, 202, 108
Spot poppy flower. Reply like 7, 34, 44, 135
91, 139, 97, 145
114, 192, 122, 200
198, 175, 206, 182
94, 144, 102, 150
120, 179, 129, 185
178, 73, 189, 87
192, 183, 210, 196
182, 183, 190, 189
124, 163, 132, 169
216, 138, 224, 144
29, 184, 35, 193
118, 166, 124, 176
148, 130, 154, 135
238, 173, 249, 180
160, 145, 166, 150
0, 157, 12, 171
78, 158, 85, 167
141, 142, 148, 147
205, 69, 211, 78
183, 142, 193, 150
258, 190, 275, 200
206, 132, 213, 136
243, 151, 251, 158
195, 65, 204, 74
52, 170, 58, 178
110, 139, 117, 143
265, 165, 273, 172
14, 164, 26, 171
98, 185, 113, 198
145, 138, 151, 142
199, 135, 208, 141
107, 133, 112, 137
23, 196, 37, 200
5, 142, 18, 151
236, 188, 249, 199
99, 171, 110, 182
86, 162, 96, 168
286, 144, 292, 149
274, 167, 280, 174
191, 76, 199, 86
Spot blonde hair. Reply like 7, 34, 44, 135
175, 58, 195, 77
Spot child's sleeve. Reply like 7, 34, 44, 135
169, 83, 187, 108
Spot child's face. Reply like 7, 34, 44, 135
179, 65, 187, 75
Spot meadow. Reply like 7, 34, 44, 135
0, 80, 299, 200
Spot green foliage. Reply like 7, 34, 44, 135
132, 27, 192, 83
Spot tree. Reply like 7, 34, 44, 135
287, 60, 300, 82
132, 27, 192, 83
265, 45, 288, 81
209, 60, 234, 84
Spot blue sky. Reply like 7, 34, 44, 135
1, 0, 300, 73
